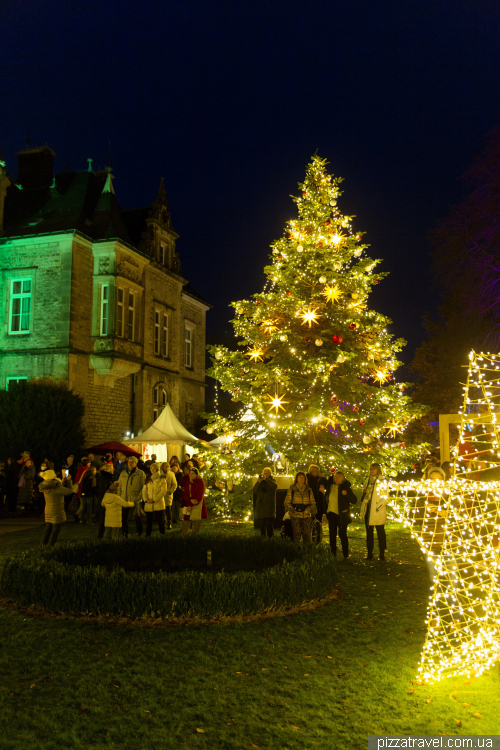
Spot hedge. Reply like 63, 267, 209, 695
0, 534, 337, 619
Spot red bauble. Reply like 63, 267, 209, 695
234, 388, 240, 393
317, 242, 323, 247
278, 254, 283, 259
303, 337, 310, 343
283, 369, 288, 373
332, 334, 343, 344
302, 191, 307, 196
329, 467, 336, 473
359, 419, 366, 425
401, 385, 406, 391
352, 406, 359, 412
256, 300, 261, 305
349, 323, 357, 331
286, 291, 291, 296
330, 395, 338, 403
374, 279, 380, 284
400, 442, 406, 448
356, 235, 362, 241
325, 220, 331, 226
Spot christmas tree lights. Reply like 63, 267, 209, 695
202, 156, 426, 514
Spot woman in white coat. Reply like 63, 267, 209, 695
142, 463, 168, 536
360, 463, 388, 560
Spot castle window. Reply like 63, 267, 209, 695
116, 288, 124, 337
9, 278, 32, 335
184, 324, 193, 368
100, 284, 109, 336
6, 376, 28, 390
162, 313, 169, 357
160, 245, 165, 264
128, 293, 135, 341
154, 310, 160, 354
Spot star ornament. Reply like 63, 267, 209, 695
373, 368, 390, 385
322, 284, 343, 304
246, 346, 265, 362
331, 231, 346, 246
264, 392, 289, 414
260, 318, 280, 335
385, 421, 403, 438
298, 307, 322, 328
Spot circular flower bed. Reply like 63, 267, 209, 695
0, 534, 337, 620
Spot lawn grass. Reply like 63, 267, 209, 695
0, 518, 499, 749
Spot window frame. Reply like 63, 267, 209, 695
116, 287, 124, 337
8, 278, 32, 335
184, 324, 193, 368
159, 245, 165, 265
128, 292, 135, 341
162, 313, 168, 357
100, 284, 109, 336
6, 376, 28, 390
154, 310, 160, 355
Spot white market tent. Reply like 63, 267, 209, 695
123, 403, 198, 463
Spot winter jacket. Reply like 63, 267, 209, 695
159, 468, 177, 506
284, 483, 317, 519
97, 470, 114, 500
306, 473, 327, 517
181, 476, 208, 519
17, 463, 36, 505
118, 467, 145, 504
74, 465, 89, 497
323, 477, 357, 527
253, 476, 277, 519
142, 474, 168, 512
81, 472, 97, 497
360, 477, 388, 525
102, 492, 135, 528
40, 478, 73, 524
172, 470, 184, 503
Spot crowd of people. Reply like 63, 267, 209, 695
0, 450, 208, 546
0, 448, 452, 559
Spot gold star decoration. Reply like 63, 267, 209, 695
260, 318, 281, 335
331, 231, 346, 246
298, 307, 322, 328
246, 346, 265, 362
321, 284, 343, 304
385, 421, 402, 438
372, 368, 390, 385
263, 391, 289, 414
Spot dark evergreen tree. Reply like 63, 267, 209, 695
0, 379, 86, 466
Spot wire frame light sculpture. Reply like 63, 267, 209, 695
390, 351, 500, 682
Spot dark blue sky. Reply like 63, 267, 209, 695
2, 0, 500, 360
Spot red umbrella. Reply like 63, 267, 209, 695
85, 441, 142, 458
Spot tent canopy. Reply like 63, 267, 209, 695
122, 403, 198, 446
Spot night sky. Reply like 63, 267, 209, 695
2, 0, 500, 362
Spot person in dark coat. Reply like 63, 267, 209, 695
306, 464, 327, 523
253, 467, 277, 537
169, 461, 184, 524
17, 458, 36, 511
323, 470, 357, 557
5, 458, 21, 514
80, 467, 97, 524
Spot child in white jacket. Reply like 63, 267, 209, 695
102, 481, 134, 539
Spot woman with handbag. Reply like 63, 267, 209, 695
180, 468, 207, 534
360, 463, 388, 561
284, 472, 317, 544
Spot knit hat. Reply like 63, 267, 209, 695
101, 463, 114, 473
40, 469, 57, 481
21, 451, 30, 458
428, 466, 446, 481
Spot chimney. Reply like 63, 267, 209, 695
16, 146, 56, 190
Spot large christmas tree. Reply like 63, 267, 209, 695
203, 156, 426, 513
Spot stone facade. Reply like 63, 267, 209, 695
0, 147, 210, 445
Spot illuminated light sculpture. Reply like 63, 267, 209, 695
260, 318, 281, 336
372, 368, 390, 385
385, 420, 402, 438
391, 351, 500, 682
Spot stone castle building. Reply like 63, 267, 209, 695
0, 145, 210, 444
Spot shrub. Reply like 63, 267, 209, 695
0, 534, 337, 619
0, 379, 86, 465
